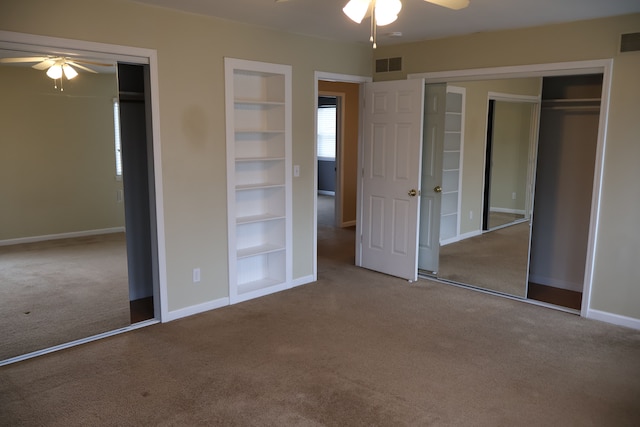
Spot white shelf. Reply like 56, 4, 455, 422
236, 183, 285, 191
235, 157, 285, 162
236, 213, 285, 225
225, 57, 292, 305
237, 243, 285, 259
235, 99, 285, 106
235, 129, 285, 134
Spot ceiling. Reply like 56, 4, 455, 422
133, 0, 640, 46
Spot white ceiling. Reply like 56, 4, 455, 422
133, 0, 640, 46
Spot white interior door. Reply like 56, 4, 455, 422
360, 79, 425, 281
418, 83, 446, 273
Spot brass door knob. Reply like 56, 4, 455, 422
408, 189, 417, 197
434, 186, 442, 193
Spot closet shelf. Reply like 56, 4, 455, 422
237, 213, 285, 225
234, 99, 285, 106
235, 129, 285, 135
235, 183, 285, 191
235, 156, 285, 162
237, 243, 285, 259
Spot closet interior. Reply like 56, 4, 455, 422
527, 74, 603, 310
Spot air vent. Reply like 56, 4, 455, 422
620, 32, 640, 53
376, 57, 402, 73
388, 57, 402, 72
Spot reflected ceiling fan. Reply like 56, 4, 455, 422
0, 55, 113, 90
277, 0, 469, 47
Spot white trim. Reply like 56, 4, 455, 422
0, 319, 159, 367
0, 31, 168, 324
408, 60, 612, 83
314, 72, 372, 280
587, 309, 640, 331
580, 61, 613, 317
341, 220, 357, 227
0, 31, 150, 64
318, 190, 335, 196
291, 274, 315, 288
0, 227, 125, 246
488, 92, 541, 103
440, 229, 481, 246
490, 207, 526, 215
164, 297, 230, 322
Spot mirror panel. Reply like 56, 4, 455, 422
436, 77, 541, 298
0, 49, 130, 361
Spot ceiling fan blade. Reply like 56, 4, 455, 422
424, 0, 470, 10
71, 59, 114, 67
32, 59, 56, 70
0, 56, 48, 64
66, 61, 98, 73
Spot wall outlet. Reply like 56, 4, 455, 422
293, 165, 300, 177
192, 268, 201, 283
469, 210, 473, 220
512, 192, 517, 200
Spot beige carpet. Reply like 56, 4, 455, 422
438, 222, 530, 297
1, 210, 640, 425
0, 233, 130, 361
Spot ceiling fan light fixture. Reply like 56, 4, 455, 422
46, 64, 63, 80
343, 0, 370, 24
62, 63, 78, 80
375, 0, 402, 26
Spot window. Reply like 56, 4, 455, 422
317, 103, 337, 160
113, 98, 123, 179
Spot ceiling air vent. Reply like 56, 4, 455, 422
620, 32, 640, 53
376, 57, 403, 73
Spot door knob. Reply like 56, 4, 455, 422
408, 189, 417, 197
434, 186, 442, 193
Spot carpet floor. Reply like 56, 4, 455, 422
1, 215, 639, 425
0, 233, 131, 360
438, 222, 530, 297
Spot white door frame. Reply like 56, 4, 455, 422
0, 30, 168, 322
409, 59, 613, 319
313, 72, 371, 281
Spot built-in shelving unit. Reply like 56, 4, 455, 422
440, 86, 465, 244
225, 58, 292, 304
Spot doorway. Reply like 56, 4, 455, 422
314, 74, 369, 279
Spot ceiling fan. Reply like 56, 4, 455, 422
0, 56, 113, 89
277, 0, 469, 48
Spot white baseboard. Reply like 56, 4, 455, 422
164, 297, 230, 322
587, 309, 640, 330
0, 227, 126, 247
490, 207, 526, 215
317, 190, 335, 196
528, 274, 583, 292
441, 230, 481, 246
291, 274, 315, 288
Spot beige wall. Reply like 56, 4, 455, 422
0, 0, 372, 312
449, 78, 541, 235
376, 13, 640, 320
490, 101, 534, 214
0, 66, 123, 240
318, 80, 360, 226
